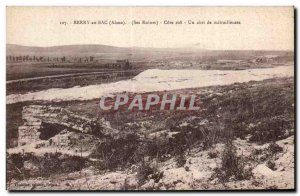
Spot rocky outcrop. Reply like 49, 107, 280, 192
22, 105, 97, 132
18, 105, 116, 147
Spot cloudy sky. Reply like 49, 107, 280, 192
7, 6, 294, 50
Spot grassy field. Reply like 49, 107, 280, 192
7, 63, 114, 80
6, 69, 143, 95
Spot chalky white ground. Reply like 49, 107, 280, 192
7, 66, 294, 104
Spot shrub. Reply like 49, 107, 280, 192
61, 156, 86, 172
249, 118, 290, 143
136, 161, 163, 186
208, 150, 218, 159
266, 160, 276, 171
252, 148, 262, 155
91, 133, 140, 170
7, 152, 89, 180
213, 142, 252, 182
268, 143, 283, 154
7, 153, 25, 181
175, 153, 186, 168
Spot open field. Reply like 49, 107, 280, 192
7, 44, 293, 81
6, 76, 294, 190
7, 63, 111, 80
7, 69, 143, 95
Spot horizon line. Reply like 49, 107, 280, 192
6, 43, 294, 52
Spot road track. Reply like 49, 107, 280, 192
6, 70, 143, 84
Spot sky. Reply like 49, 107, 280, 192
6, 6, 294, 50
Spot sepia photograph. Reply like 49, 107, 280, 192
6, 6, 295, 191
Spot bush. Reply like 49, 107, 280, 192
213, 142, 252, 182
7, 152, 89, 180
91, 133, 140, 170
175, 153, 186, 168
61, 156, 86, 173
208, 150, 218, 159
7, 153, 25, 181
268, 143, 283, 154
266, 160, 276, 171
249, 118, 290, 143
136, 161, 163, 186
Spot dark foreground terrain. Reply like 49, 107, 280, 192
7, 76, 294, 190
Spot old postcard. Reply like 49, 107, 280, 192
6, 7, 294, 191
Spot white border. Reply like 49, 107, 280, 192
1, 0, 298, 195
